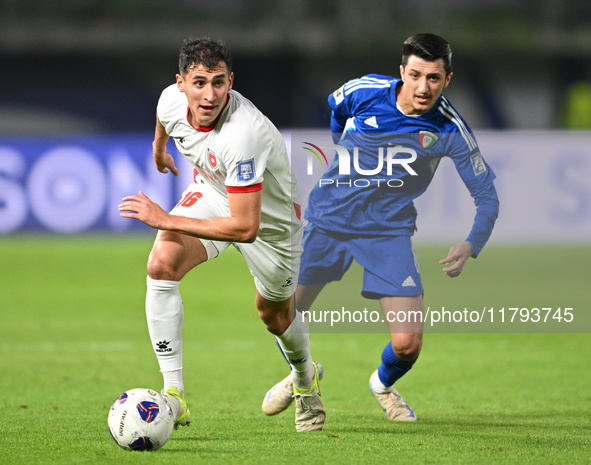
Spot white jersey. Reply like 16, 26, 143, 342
157, 85, 302, 240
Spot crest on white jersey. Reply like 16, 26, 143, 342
208, 149, 218, 171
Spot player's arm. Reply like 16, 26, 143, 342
438, 175, 498, 277
152, 114, 179, 176
442, 131, 500, 275
463, 183, 499, 256
118, 189, 261, 243
440, 178, 498, 278
328, 84, 352, 143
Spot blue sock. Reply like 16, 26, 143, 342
377, 342, 416, 387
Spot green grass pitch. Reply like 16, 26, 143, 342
1, 236, 589, 464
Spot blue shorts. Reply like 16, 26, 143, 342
298, 225, 423, 299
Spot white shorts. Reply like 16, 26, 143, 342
170, 180, 303, 302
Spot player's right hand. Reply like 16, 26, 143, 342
439, 241, 472, 278
153, 151, 179, 176
118, 191, 170, 230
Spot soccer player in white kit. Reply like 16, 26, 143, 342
118, 37, 324, 432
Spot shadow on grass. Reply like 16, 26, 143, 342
328, 409, 588, 431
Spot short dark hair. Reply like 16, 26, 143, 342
401, 33, 452, 76
178, 37, 232, 76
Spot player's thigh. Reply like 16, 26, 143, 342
236, 232, 302, 303
147, 230, 208, 281
148, 181, 231, 280
380, 295, 424, 335
295, 283, 326, 313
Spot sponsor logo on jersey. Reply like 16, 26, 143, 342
207, 149, 218, 170
364, 116, 379, 128
174, 136, 186, 148
237, 159, 255, 182
470, 151, 487, 175
419, 130, 439, 149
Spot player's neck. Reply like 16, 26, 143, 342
395, 84, 416, 117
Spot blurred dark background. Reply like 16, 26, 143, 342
1, 0, 591, 134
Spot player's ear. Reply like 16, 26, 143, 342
176, 74, 185, 92
228, 72, 234, 90
399, 65, 405, 82
444, 72, 453, 88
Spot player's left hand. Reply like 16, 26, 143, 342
118, 191, 169, 230
439, 242, 473, 278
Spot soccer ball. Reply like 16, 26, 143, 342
108, 388, 175, 451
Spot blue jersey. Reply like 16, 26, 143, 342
306, 74, 499, 257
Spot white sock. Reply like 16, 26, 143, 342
370, 371, 390, 394
146, 276, 184, 395
162, 369, 184, 397
276, 310, 314, 390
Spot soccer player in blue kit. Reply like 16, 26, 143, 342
262, 33, 499, 422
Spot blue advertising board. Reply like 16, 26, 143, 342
1, 131, 591, 243
0, 134, 193, 233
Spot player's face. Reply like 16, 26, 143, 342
398, 56, 452, 115
177, 63, 234, 128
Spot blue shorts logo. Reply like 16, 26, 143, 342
237, 159, 255, 182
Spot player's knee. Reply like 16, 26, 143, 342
256, 293, 292, 335
257, 303, 291, 335
391, 336, 422, 361
147, 253, 180, 281
258, 310, 288, 335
